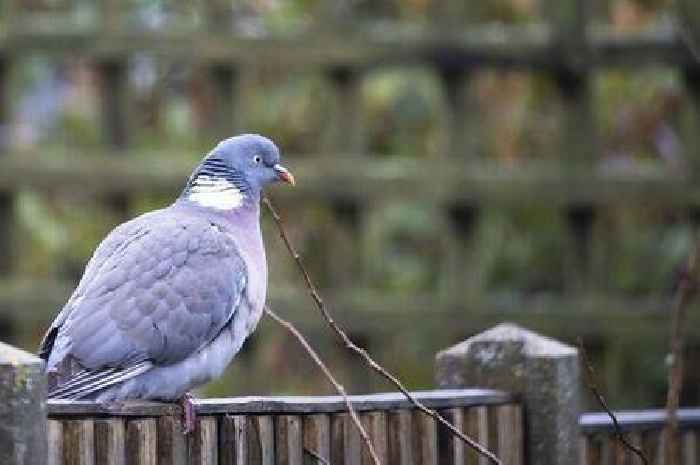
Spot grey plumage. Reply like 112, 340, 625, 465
39, 134, 294, 401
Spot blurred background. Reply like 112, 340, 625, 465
0, 0, 698, 410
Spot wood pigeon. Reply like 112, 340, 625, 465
39, 134, 294, 411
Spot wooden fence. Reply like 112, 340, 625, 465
2, 1, 700, 403
581, 409, 700, 465
46, 390, 522, 465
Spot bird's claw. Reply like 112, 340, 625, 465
179, 392, 197, 435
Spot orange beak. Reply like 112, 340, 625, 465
273, 164, 295, 186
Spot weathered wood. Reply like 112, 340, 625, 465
248, 416, 275, 465
496, 404, 523, 465
580, 434, 602, 465
48, 390, 514, 417
0, 342, 47, 465
94, 419, 125, 465
331, 412, 346, 465
413, 411, 437, 465
302, 414, 330, 465
276, 415, 302, 465
467, 407, 489, 465
157, 416, 186, 465
639, 430, 660, 464
437, 407, 464, 465
342, 413, 362, 465
187, 416, 217, 465
362, 412, 387, 465
126, 419, 157, 465
63, 420, 94, 465
219, 415, 247, 465
48, 420, 64, 465
388, 410, 413, 465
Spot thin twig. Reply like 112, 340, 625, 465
665, 238, 699, 465
263, 196, 503, 465
304, 447, 332, 465
578, 338, 649, 465
264, 306, 380, 465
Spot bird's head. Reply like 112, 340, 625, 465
182, 134, 294, 210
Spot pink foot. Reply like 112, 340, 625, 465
179, 392, 197, 434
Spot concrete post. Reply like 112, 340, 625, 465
435, 323, 580, 465
0, 342, 47, 465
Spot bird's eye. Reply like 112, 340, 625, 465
253, 155, 262, 165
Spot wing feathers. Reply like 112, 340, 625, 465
49, 361, 153, 400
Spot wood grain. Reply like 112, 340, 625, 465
126, 419, 157, 465
303, 414, 331, 465
94, 419, 125, 465
63, 420, 94, 465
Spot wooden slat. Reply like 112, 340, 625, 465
219, 415, 248, 465
48, 420, 64, 465
126, 419, 157, 465
628, 432, 644, 465
157, 416, 186, 465
343, 413, 362, 465
331, 413, 346, 465
63, 420, 94, 465
362, 412, 388, 465
248, 416, 275, 465
94, 418, 125, 465
438, 407, 464, 465
413, 411, 437, 465
388, 410, 414, 465
303, 414, 330, 465
496, 404, 523, 465
580, 434, 602, 465
188, 416, 217, 465
276, 415, 303, 465
465, 406, 489, 465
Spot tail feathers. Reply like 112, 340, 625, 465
48, 361, 153, 400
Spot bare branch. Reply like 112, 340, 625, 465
263, 196, 503, 465
304, 447, 332, 465
665, 238, 699, 465
578, 338, 649, 465
264, 306, 380, 465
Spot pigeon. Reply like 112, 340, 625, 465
38, 134, 294, 424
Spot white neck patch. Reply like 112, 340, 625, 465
187, 175, 244, 210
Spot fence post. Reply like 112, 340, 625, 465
0, 342, 47, 465
435, 323, 580, 465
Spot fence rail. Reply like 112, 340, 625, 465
0, 26, 695, 69
580, 409, 700, 465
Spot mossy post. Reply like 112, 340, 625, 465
435, 323, 580, 465
0, 342, 47, 465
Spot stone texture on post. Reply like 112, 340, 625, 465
0, 342, 48, 465
435, 323, 580, 465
